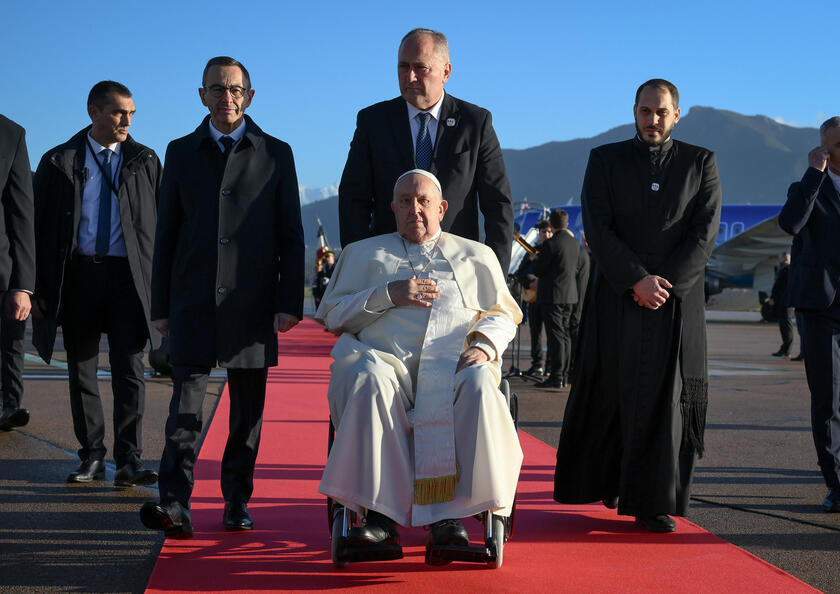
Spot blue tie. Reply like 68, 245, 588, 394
220, 136, 235, 161
95, 149, 113, 257
415, 112, 433, 170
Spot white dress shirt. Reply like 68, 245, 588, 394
78, 133, 126, 257
208, 118, 246, 152
406, 91, 445, 150
827, 167, 840, 195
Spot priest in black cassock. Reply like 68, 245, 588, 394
553, 79, 722, 533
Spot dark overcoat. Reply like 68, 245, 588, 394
151, 115, 304, 369
554, 137, 721, 517
0, 115, 35, 294
532, 231, 580, 304
338, 94, 514, 272
31, 127, 161, 362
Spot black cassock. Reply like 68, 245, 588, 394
554, 137, 721, 517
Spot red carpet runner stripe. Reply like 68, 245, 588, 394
146, 318, 816, 592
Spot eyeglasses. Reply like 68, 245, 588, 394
205, 85, 248, 99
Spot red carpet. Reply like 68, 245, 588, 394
146, 318, 815, 593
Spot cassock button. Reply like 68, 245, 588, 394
217, 287, 226, 295
219, 237, 230, 245
221, 189, 232, 197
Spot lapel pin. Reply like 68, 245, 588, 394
446, 118, 456, 127
651, 183, 660, 192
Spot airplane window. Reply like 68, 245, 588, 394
731, 222, 744, 236
719, 222, 728, 240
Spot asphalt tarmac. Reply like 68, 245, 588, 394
0, 319, 838, 593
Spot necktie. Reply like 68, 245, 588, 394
220, 136, 235, 160
94, 149, 113, 257
415, 112, 433, 170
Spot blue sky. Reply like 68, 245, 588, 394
3, 0, 835, 190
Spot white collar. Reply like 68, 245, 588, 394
405, 90, 445, 123
209, 118, 246, 143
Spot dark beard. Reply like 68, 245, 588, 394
635, 121, 673, 146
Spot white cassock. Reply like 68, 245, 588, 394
314, 231, 523, 527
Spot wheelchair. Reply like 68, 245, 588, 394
327, 379, 519, 569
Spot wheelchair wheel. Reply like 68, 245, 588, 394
487, 515, 506, 569
330, 506, 348, 568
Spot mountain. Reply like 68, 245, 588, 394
502, 106, 816, 206
298, 183, 339, 205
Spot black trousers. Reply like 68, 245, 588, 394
63, 257, 148, 466
157, 366, 268, 508
542, 303, 573, 381
800, 304, 840, 490
778, 307, 795, 354
1, 317, 26, 412
527, 301, 545, 368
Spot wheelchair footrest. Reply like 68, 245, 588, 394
337, 542, 404, 563
425, 541, 497, 565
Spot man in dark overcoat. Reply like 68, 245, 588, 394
0, 114, 36, 431
338, 28, 514, 272
140, 56, 304, 537
32, 82, 161, 486
532, 209, 580, 388
779, 116, 840, 512
768, 251, 794, 357
553, 79, 722, 532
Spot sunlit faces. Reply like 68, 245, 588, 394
391, 173, 448, 243
199, 65, 254, 134
88, 93, 135, 145
397, 33, 451, 111
822, 126, 840, 174
538, 227, 553, 243
633, 87, 680, 146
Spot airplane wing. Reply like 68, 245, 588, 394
706, 215, 793, 290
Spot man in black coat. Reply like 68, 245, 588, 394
32, 82, 161, 486
338, 28, 514, 272
0, 115, 36, 431
779, 116, 840, 513
515, 220, 553, 377
553, 79, 722, 533
140, 57, 305, 537
532, 210, 580, 388
768, 251, 794, 358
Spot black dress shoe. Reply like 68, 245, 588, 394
791, 354, 804, 362
635, 514, 677, 533
140, 501, 193, 538
67, 459, 105, 483
525, 365, 545, 377
428, 518, 469, 547
114, 461, 158, 487
0, 408, 29, 431
223, 501, 254, 531
771, 350, 790, 358
346, 510, 400, 547
822, 488, 840, 512
535, 376, 562, 389
602, 496, 619, 509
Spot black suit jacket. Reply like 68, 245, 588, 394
338, 94, 514, 272
152, 115, 305, 369
779, 167, 840, 310
32, 127, 161, 362
532, 231, 580, 304
0, 115, 35, 294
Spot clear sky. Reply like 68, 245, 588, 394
3, 0, 836, 190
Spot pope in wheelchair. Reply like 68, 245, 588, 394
314, 170, 523, 567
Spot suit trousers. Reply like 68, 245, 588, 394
157, 366, 268, 508
63, 256, 147, 466
800, 303, 840, 489
542, 303, 573, 381
778, 307, 795, 354
1, 317, 26, 412
527, 301, 545, 368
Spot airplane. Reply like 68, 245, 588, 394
509, 203, 791, 298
